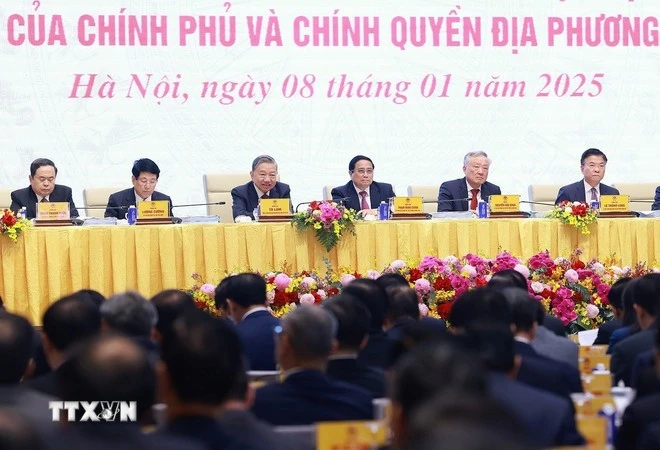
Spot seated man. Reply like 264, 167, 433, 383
231, 155, 291, 221
10, 158, 78, 219
555, 148, 619, 204
653, 186, 660, 211
437, 151, 501, 212
331, 155, 395, 214
104, 158, 173, 219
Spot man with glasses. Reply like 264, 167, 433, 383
331, 155, 396, 214
437, 151, 501, 212
104, 158, 173, 218
231, 155, 291, 221
555, 148, 619, 204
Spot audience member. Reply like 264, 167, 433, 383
530, 299, 579, 368
231, 155, 291, 221
149, 289, 196, 343
437, 151, 501, 212
608, 277, 642, 353
383, 285, 420, 342
331, 155, 396, 215
555, 148, 619, 204
593, 277, 631, 345
0, 410, 47, 450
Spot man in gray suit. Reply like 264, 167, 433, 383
531, 302, 579, 368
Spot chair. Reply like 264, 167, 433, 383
0, 188, 12, 210
527, 184, 563, 212
203, 173, 251, 223
273, 425, 316, 448
407, 185, 440, 213
611, 182, 658, 211
323, 185, 333, 201
82, 187, 123, 218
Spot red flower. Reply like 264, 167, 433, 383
571, 260, 585, 270
433, 276, 452, 291
540, 288, 554, 299
326, 287, 339, 297
2, 213, 16, 227
408, 269, 422, 283
437, 302, 453, 320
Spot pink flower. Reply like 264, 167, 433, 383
586, 304, 599, 319
301, 276, 316, 286
513, 264, 530, 279
414, 278, 431, 294
390, 260, 406, 270
564, 269, 579, 283
366, 270, 380, 280
418, 256, 445, 273
494, 252, 520, 271
200, 284, 216, 297
462, 265, 477, 278
341, 274, 356, 286
451, 275, 470, 297
319, 202, 342, 222
596, 283, 611, 300
418, 303, 429, 317
590, 262, 606, 276
274, 273, 292, 290
299, 293, 315, 305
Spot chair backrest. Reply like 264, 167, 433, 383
83, 187, 123, 218
611, 182, 658, 211
323, 185, 333, 201
407, 185, 440, 213
203, 173, 251, 223
0, 188, 12, 210
527, 184, 562, 212
273, 425, 316, 448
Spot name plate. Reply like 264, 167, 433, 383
317, 421, 387, 450
576, 416, 607, 447
392, 197, 423, 214
574, 395, 615, 416
260, 198, 291, 216
489, 195, 520, 213
581, 373, 612, 396
137, 200, 170, 218
36, 202, 70, 220
600, 195, 630, 212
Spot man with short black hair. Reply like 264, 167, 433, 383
555, 148, 619, 204
225, 273, 280, 370
10, 158, 78, 219
593, 277, 631, 346
150, 289, 196, 343
331, 155, 395, 215
231, 155, 291, 220
105, 158, 173, 218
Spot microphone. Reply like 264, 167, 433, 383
81, 205, 129, 210
519, 200, 557, 208
436, 197, 473, 203
171, 201, 226, 208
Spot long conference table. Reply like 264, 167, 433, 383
1, 218, 659, 325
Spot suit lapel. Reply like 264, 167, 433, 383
459, 179, 469, 211
344, 181, 360, 211
574, 183, 586, 202
247, 182, 259, 212
370, 182, 381, 208
27, 188, 38, 219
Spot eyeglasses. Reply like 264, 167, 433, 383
137, 178, 158, 186
352, 169, 374, 175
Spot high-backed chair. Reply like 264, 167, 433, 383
611, 182, 658, 211
407, 185, 440, 213
82, 187, 123, 218
323, 185, 333, 201
0, 188, 12, 210
527, 184, 563, 212
203, 174, 251, 223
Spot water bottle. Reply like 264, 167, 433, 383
477, 200, 489, 218
598, 403, 617, 445
126, 205, 137, 225
590, 201, 600, 210
19, 207, 27, 218
252, 206, 260, 222
378, 201, 389, 220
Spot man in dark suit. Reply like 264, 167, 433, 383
437, 151, 501, 212
331, 155, 395, 214
323, 295, 386, 399
251, 306, 373, 425
225, 273, 280, 371
612, 274, 660, 386
593, 277, 630, 346
653, 186, 660, 211
104, 158, 173, 219
231, 155, 291, 220
10, 158, 79, 219
555, 148, 619, 204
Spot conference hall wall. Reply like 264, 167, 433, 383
1, 1, 657, 216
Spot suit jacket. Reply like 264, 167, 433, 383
218, 408, 312, 450
252, 370, 373, 426
357, 332, 397, 370
593, 317, 623, 346
617, 393, 660, 450
555, 180, 619, 204
326, 357, 387, 399
543, 314, 568, 336
653, 186, 660, 211
231, 181, 291, 220
165, 416, 240, 450
104, 188, 173, 219
611, 324, 656, 386
436, 177, 501, 212
515, 340, 582, 395
330, 181, 395, 212
0, 386, 57, 437
24, 370, 59, 398
10, 185, 79, 219
631, 350, 660, 399
236, 310, 280, 371
640, 422, 660, 450
531, 326, 579, 368
488, 373, 584, 448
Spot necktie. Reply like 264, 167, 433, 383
359, 191, 369, 210
40, 198, 48, 203
261, 194, 269, 199
590, 188, 598, 202
470, 189, 479, 210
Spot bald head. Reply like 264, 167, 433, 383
282, 305, 337, 361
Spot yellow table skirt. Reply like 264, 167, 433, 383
1, 218, 659, 325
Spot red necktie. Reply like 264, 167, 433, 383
469, 189, 479, 210
590, 188, 597, 202
40, 198, 49, 203
359, 191, 369, 210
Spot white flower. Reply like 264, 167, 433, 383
463, 265, 477, 278
317, 289, 327, 299
554, 257, 568, 265
513, 264, 530, 279
366, 270, 380, 280
266, 290, 275, 304
445, 256, 459, 266
418, 303, 429, 317
611, 266, 623, 276
531, 281, 545, 294
390, 260, 406, 270
341, 274, 356, 286
299, 293, 315, 305
586, 304, 599, 319
591, 263, 605, 276
564, 206, 572, 214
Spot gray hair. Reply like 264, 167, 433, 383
251, 155, 278, 171
463, 151, 491, 167
100, 291, 158, 338
282, 305, 337, 360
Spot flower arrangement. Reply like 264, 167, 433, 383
186, 273, 222, 317
546, 201, 598, 234
291, 201, 360, 251
1, 209, 31, 243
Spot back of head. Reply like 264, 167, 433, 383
621, 278, 640, 328
449, 288, 512, 330
74, 289, 105, 309
225, 273, 267, 308
132, 158, 160, 178
608, 277, 632, 311
323, 294, 371, 351
214, 276, 234, 313
342, 278, 389, 332
57, 334, 156, 420
404, 423, 530, 450
150, 289, 196, 337
100, 291, 158, 337
0, 410, 46, 450
487, 269, 528, 291
161, 310, 242, 405
375, 273, 409, 291
631, 273, 660, 317
465, 325, 516, 374
501, 288, 537, 334
282, 305, 337, 361
386, 285, 420, 322
43, 295, 101, 352
0, 313, 34, 383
